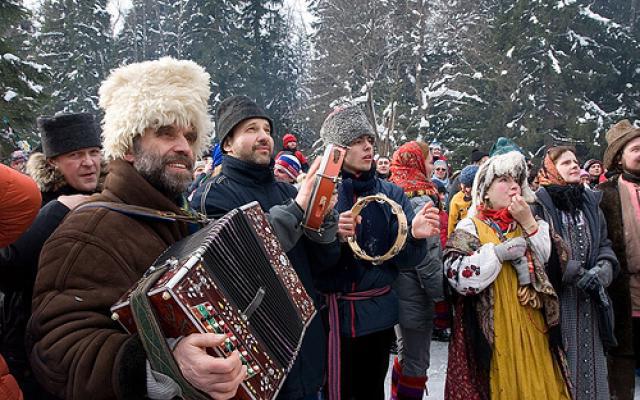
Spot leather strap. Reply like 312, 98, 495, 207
130, 266, 210, 400
78, 201, 210, 224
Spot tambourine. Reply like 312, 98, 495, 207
347, 193, 408, 265
303, 144, 347, 232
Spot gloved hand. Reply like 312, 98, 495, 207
494, 237, 527, 262
511, 256, 531, 285
576, 268, 602, 295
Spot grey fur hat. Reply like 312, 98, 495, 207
319, 106, 376, 147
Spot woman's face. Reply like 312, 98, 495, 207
555, 150, 581, 184
485, 175, 521, 210
424, 150, 434, 178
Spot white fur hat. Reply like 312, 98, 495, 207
468, 150, 535, 217
98, 57, 213, 160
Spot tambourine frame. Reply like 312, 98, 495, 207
303, 144, 347, 233
347, 193, 408, 265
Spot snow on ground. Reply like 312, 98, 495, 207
383, 340, 640, 399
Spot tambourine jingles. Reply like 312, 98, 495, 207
347, 194, 408, 265
303, 144, 347, 232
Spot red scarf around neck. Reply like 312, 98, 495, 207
476, 204, 515, 232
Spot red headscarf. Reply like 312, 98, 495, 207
389, 141, 437, 197
537, 150, 567, 187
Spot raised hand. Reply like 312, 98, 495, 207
410, 202, 440, 239
508, 195, 538, 234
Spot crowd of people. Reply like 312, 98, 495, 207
1, 56, 639, 400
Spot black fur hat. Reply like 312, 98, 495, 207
37, 113, 101, 158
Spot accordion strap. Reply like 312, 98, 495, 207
77, 201, 210, 224
130, 266, 210, 400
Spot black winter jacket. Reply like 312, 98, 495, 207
190, 156, 340, 400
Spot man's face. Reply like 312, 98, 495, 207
343, 135, 374, 174
126, 124, 196, 198
286, 141, 297, 150
50, 147, 101, 192
274, 167, 295, 183
376, 157, 390, 175
431, 147, 442, 158
223, 118, 273, 165
621, 136, 640, 175
587, 163, 602, 177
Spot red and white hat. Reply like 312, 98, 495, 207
275, 154, 301, 179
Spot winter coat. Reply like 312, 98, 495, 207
447, 190, 471, 236
0, 200, 70, 399
0, 353, 22, 400
190, 155, 340, 400
394, 195, 443, 332
599, 176, 635, 400
314, 169, 428, 337
27, 159, 193, 399
0, 164, 40, 247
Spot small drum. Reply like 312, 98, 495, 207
303, 144, 347, 231
347, 194, 408, 265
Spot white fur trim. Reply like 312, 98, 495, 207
468, 151, 536, 216
99, 57, 213, 160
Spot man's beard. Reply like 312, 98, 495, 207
133, 150, 194, 199
622, 159, 640, 177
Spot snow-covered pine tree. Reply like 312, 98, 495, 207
0, 0, 48, 160
36, 0, 113, 114
485, 0, 640, 159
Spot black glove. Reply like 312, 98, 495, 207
576, 268, 602, 296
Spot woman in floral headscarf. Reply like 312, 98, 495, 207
533, 146, 618, 400
388, 141, 443, 400
443, 138, 570, 400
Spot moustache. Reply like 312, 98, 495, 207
252, 140, 272, 151
164, 156, 194, 171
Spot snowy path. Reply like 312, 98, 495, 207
383, 340, 640, 399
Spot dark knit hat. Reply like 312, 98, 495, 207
583, 159, 602, 172
215, 96, 274, 152
319, 105, 376, 147
459, 165, 479, 187
37, 113, 101, 159
470, 149, 488, 163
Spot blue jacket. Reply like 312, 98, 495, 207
190, 155, 340, 400
314, 168, 427, 337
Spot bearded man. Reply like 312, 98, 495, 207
27, 57, 246, 400
599, 120, 640, 400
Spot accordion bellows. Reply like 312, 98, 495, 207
111, 202, 316, 400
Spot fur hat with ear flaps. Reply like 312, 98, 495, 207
468, 137, 535, 217
98, 57, 213, 160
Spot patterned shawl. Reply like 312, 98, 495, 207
389, 141, 437, 197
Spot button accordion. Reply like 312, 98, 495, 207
111, 202, 316, 400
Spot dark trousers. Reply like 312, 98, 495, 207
339, 328, 394, 400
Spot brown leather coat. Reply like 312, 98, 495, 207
27, 159, 192, 399
599, 176, 635, 400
